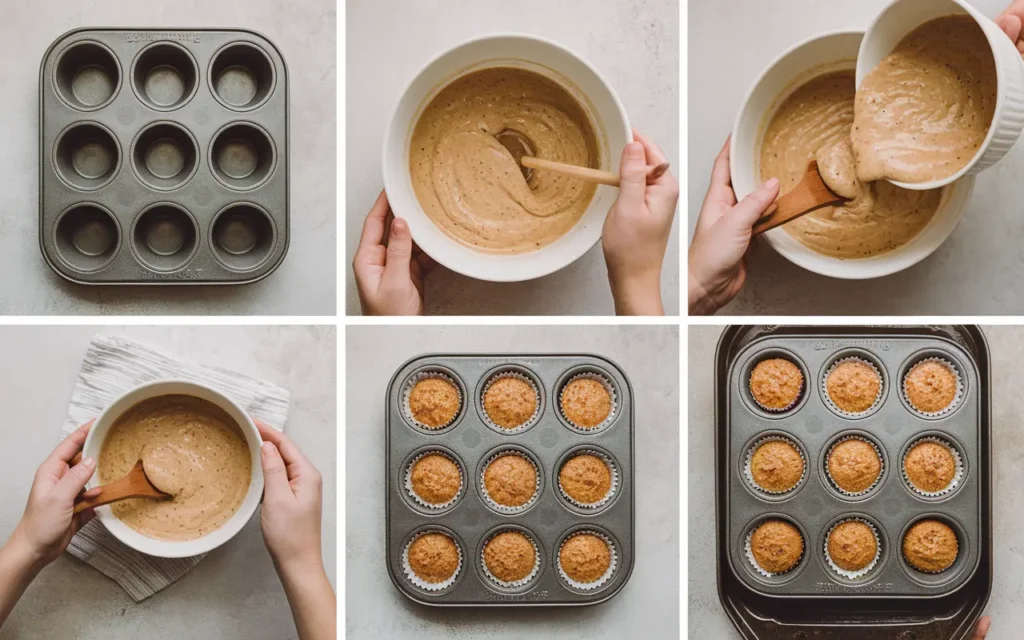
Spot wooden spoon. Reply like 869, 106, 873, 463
73, 459, 172, 514
752, 161, 848, 236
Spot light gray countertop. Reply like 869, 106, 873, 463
346, 325, 679, 638
688, 0, 1024, 316
0, 0, 336, 316
345, 0, 680, 316
687, 325, 1024, 639
0, 326, 337, 640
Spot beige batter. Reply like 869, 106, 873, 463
852, 15, 997, 183
99, 395, 251, 541
409, 67, 599, 253
760, 70, 943, 259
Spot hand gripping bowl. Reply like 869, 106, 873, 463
731, 31, 975, 280
382, 34, 631, 282
81, 380, 264, 558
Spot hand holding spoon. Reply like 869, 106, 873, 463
73, 459, 171, 514
752, 161, 847, 236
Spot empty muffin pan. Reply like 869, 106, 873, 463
39, 28, 288, 284
385, 354, 635, 606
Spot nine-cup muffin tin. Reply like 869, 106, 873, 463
39, 28, 288, 284
385, 354, 634, 606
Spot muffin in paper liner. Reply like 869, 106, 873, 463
480, 370, 541, 433
404, 450, 464, 510
479, 449, 541, 514
743, 434, 807, 497
556, 530, 618, 591
747, 358, 804, 413
824, 434, 886, 497
824, 517, 882, 581
822, 356, 885, 418
402, 530, 464, 592
901, 436, 964, 498
480, 528, 542, 590
558, 371, 618, 432
744, 520, 804, 578
402, 370, 462, 431
557, 449, 620, 509
902, 357, 964, 418
902, 519, 960, 574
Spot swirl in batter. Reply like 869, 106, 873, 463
410, 67, 599, 253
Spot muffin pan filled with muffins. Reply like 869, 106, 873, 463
386, 354, 633, 606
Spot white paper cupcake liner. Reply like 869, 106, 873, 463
480, 370, 541, 433
402, 530, 463, 592
903, 521, 959, 574
480, 529, 542, 590
901, 436, 964, 498
557, 449, 620, 509
402, 371, 462, 431
825, 434, 885, 497
557, 530, 618, 591
902, 357, 964, 418
559, 371, 618, 432
824, 517, 882, 580
404, 450, 464, 510
479, 450, 541, 514
748, 358, 804, 413
743, 435, 807, 496
744, 520, 804, 578
822, 356, 885, 418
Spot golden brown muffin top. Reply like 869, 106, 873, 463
409, 453, 461, 505
749, 440, 804, 493
749, 358, 803, 411
483, 531, 537, 583
560, 378, 612, 428
408, 532, 460, 583
483, 376, 537, 429
559, 454, 612, 505
750, 520, 803, 574
904, 520, 958, 573
904, 361, 958, 414
828, 439, 882, 494
828, 521, 878, 572
559, 533, 611, 584
904, 442, 956, 493
483, 454, 537, 507
408, 378, 460, 428
826, 361, 881, 413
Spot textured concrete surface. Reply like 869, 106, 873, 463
0, 0, 336, 316
346, 0, 680, 316
346, 325, 679, 638
688, 325, 1023, 639
688, 0, 1024, 315
0, 326, 336, 640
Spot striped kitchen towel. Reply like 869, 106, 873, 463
60, 333, 290, 602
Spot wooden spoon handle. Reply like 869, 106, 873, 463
520, 156, 670, 187
752, 185, 845, 236
73, 461, 169, 513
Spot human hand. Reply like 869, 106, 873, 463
602, 131, 679, 316
353, 190, 437, 316
997, 1, 1024, 53
971, 616, 991, 639
688, 138, 780, 315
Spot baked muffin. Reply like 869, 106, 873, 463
483, 375, 537, 429
905, 360, 958, 414
827, 439, 882, 494
904, 441, 956, 493
408, 377, 460, 429
749, 520, 803, 574
483, 531, 537, 584
409, 453, 461, 506
559, 453, 613, 505
407, 532, 460, 584
749, 359, 803, 411
483, 454, 537, 508
559, 533, 612, 584
560, 378, 612, 429
827, 521, 878, 573
903, 520, 958, 573
749, 440, 804, 493
826, 360, 881, 414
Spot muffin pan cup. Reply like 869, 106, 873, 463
386, 354, 634, 606
39, 28, 289, 284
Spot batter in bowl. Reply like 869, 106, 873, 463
98, 395, 251, 541
409, 67, 599, 253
